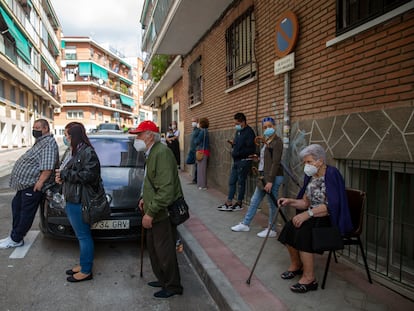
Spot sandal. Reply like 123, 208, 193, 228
290, 280, 318, 293
280, 268, 303, 279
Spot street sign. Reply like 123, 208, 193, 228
275, 11, 299, 58
274, 53, 295, 75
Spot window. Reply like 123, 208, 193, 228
65, 90, 77, 103
66, 110, 84, 119
0, 80, 4, 98
188, 56, 202, 106
10, 85, 16, 103
338, 159, 414, 288
337, 0, 411, 34
98, 111, 103, 121
90, 111, 96, 120
226, 7, 256, 88
19, 90, 25, 108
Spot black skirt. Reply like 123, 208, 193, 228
278, 215, 331, 254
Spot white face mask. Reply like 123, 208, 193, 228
134, 139, 147, 152
191, 122, 197, 128
304, 164, 318, 177
172, 125, 176, 130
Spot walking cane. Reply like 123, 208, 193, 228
140, 224, 144, 278
246, 178, 289, 285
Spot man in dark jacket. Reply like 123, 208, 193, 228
218, 112, 255, 211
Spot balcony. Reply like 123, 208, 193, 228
142, 0, 233, 64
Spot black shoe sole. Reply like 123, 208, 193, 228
66, 273, 93, 282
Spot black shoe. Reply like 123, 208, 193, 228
153, 289, 183, 298
290, 280, 318, 293
66, 273, 93, 283
147, 281, 162, 288
280, 268, 303, 280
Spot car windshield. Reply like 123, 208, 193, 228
90, 137, 145, 168
98, 123, 120, 130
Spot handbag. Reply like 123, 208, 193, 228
312, 226, 344, 252
167, 197, 190, 226
196, 150, 204, 161
147, 176, 190, 225
81, 180, 111, 225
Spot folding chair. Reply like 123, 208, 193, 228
321, 188, 373, 289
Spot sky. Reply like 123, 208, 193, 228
52, 0, 144, 62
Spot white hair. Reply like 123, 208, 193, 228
299, 144, 326, 162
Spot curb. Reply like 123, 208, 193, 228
178, 224, 251, 311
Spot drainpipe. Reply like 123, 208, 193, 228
283, 72, 291, 149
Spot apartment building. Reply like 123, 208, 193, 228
0, 0, 61, 148
55, 37, 135, 135
140, 0, 414, 299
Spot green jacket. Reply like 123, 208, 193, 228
143, 141, 183, 223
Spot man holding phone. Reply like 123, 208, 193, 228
218, 112, 256, 211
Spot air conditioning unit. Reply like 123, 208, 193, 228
54, 107, 61, 113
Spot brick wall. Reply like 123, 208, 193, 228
180, 0, 414, 191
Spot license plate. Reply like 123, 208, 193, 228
92, 219, 130, 230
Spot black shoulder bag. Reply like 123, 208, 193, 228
146, 177, 190, 226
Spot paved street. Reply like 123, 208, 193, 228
0, 172, 218, 311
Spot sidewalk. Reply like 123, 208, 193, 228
1, 149, 412, 310
178, 172, 414, 311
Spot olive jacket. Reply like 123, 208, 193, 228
143, 142, 183, 223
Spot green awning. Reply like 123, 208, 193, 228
0, 6, 31, 64
61, 40, 65, 48
78, 62, 91, 76
120, 76, 133, 86
91, 63, 108, 81
120, 94, 135, 107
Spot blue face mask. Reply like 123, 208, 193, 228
235, 124, 242, 131
63, 136, 70, 147
263, 127, 275, 138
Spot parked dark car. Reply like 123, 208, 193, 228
39, 133, 145, 240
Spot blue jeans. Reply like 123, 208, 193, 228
65, 202, 94, 274
11, 187, 43, 242
242, 175, 284, 230
227, 160, 252, 202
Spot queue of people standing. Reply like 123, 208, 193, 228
0, 115, 352, 296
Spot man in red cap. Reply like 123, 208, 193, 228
130, 121, 184, 298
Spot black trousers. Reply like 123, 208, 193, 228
146, 217, 183, 293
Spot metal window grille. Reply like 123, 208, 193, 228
188, 56, 202, 106
226, 6, 256, 88
337, 159, 414, 291
336, 0, 410, 34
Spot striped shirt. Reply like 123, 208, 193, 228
9, 134, 59, 191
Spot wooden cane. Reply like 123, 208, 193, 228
140, 224, 144, 278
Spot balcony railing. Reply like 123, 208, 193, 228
141, 0, 173, 54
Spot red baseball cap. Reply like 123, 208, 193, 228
129, 120, 159, 134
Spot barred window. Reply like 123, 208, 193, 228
337, 0, 411, 34
188, 56, 202, 106
226, 7, 256, 88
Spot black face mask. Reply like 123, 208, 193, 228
32, 130, 43, 139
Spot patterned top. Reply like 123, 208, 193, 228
305, 176, 327, 209
9, 134, 59, 191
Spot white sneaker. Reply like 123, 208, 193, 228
0, 236, 24, 249
257, 228, 277, 238
231, 223, 250, 232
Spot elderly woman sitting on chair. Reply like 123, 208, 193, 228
277, 144, 353, 293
